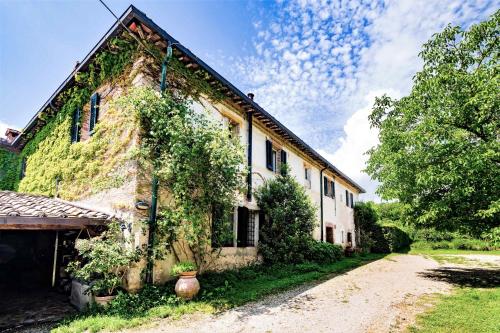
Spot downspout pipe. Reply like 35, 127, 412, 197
145, 41, 172, 284
319, 166, 327, 242
246, 93, 254, 201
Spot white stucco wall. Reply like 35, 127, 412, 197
192, 96, 361, 251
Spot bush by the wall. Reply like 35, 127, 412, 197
304, 241, 343, 263
255, 165, 317, 264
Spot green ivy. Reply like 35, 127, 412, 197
6, 33, 141, 198
0, 148, 20, 190
115, 87, 246, 271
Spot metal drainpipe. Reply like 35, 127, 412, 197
320, 167, 327, 242
246, 93, 254, 201
145, 42, 172, 284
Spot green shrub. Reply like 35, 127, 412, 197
413, 228, 457, 242
482, 227, 500, 248
382, 225, 411, 252
255, 165, 317, 264
369, 224, 411, 253
413, 237, 496, 251
304, 241, 343, 263
68, 222, 140, 296
431, 241, 451, 249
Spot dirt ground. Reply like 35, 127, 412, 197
122, 254, 500, 333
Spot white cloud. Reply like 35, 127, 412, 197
231, 0, 496, 200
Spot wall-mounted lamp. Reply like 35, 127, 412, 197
120, 222, 132, 233
135, 201, 150, 210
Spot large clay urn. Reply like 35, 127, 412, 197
175, 271, 200, 300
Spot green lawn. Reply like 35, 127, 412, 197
408, 248, 500, 256
409, 288, 500, 333
53, 254, 384, 333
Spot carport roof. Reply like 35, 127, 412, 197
0, 191, 110, 230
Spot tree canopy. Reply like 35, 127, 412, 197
366, 11, 499, 235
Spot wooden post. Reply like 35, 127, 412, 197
52, 231, 59, 287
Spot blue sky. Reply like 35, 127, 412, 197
0, 0, 497, 200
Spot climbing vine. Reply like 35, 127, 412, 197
116, 87, 246, 271
5, 32, 142, 199
0, 148, 20, 191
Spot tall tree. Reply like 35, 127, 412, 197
366, 11, 499, 234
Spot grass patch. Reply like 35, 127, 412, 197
409, 288, 500, 333
409, 248, 500, 256
53, 254, 384, 332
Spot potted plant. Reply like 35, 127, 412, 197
69, 222, 138, 307
172, 261, 200, 300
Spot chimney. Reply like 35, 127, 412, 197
247, 92, 254, 100
5, 128, 20, 143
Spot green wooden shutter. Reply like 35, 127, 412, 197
350, 193, 354, 208
89, 93, 100, 135
280, 150, 287, 175
266, 140, 273, 170
71, 107, 81, 143
331, 181, 335, 198
345, 190, 349, 206
323, 176, 328, 196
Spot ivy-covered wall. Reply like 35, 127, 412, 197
0, 34, 144, 200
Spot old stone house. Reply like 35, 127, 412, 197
0, 5, 364, 294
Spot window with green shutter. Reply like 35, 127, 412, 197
266, 139, 273, 171
280, 150, 287, 174
71, 107, 81, 143
89, 92, 100, 135
345, 190, 349, 206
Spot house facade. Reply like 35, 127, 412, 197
0, 6, 364, 290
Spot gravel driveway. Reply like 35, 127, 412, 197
123, 255, 459, 333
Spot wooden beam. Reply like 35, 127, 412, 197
0, 216, 107, 230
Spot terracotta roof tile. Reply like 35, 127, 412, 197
0, 191, 110, 220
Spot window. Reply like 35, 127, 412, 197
304, 167, 311, 189
237, 207, 256, 247
324, 177, 335, 198
89, 92, 100, 135
350, 193, 354, 208
227, 119, 239, 138
266, 140, 273, 170
326, 226, 334, 244
280, 150, 287, 175
345, 190, 349, 206
272, 149, 277, 173
347, 232, 353, 245
341, 230, 344, 243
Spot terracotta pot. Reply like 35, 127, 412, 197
175, 271, 200, 300
94, 294, 116, 307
